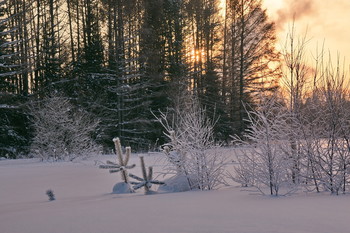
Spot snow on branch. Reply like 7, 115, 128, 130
99, 137, 135, 184
129, 156, 164, 194
155, 94, 229, 191
29, 94, 101, 161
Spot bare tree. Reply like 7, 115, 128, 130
300, 53, 350, 194
280, 26, 350, 194
280, 23, 310, 185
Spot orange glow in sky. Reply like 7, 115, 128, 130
262, 0, 350, 62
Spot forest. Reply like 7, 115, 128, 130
1, 0, 349, 164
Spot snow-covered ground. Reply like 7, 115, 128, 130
0, 152, 349, 233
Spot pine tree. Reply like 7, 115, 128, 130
137, 0, 169, 146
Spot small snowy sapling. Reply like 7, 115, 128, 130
99, 137, 135, 183
100, 138, 136, 193
129, 156, 165, 194
46, 189, 55, 201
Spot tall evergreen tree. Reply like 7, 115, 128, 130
163, 0, 185, 84
183, 0, 223, 139
68, 0, 105, 140
136, 0, 170, 147
223, 0, 280, 137
82, 0, 104, 73
0, 0, 32, 158
39, 0, 63, 93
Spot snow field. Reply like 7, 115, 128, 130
0, 152, 349, 233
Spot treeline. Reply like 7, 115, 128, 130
0, 0, 279, 157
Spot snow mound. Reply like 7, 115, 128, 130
157, 174, 191, 193
112, 182, 134, 194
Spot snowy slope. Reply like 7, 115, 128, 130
0, 153, 349, 233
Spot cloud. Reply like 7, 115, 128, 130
276, 0, 317, 31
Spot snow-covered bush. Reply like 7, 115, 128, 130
29, 94, 101, 161
233, 96, 296, 196
156, 95, 228, 191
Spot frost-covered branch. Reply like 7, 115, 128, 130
155, 95, 228, 191
129, 156, 164, 194
29, 94, 101, 161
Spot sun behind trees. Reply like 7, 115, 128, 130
1, 0, 279, 157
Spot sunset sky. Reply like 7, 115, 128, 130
262, 0, 350, 62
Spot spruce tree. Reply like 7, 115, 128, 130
223, 0, 280, 137
0, 1, 31, 158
